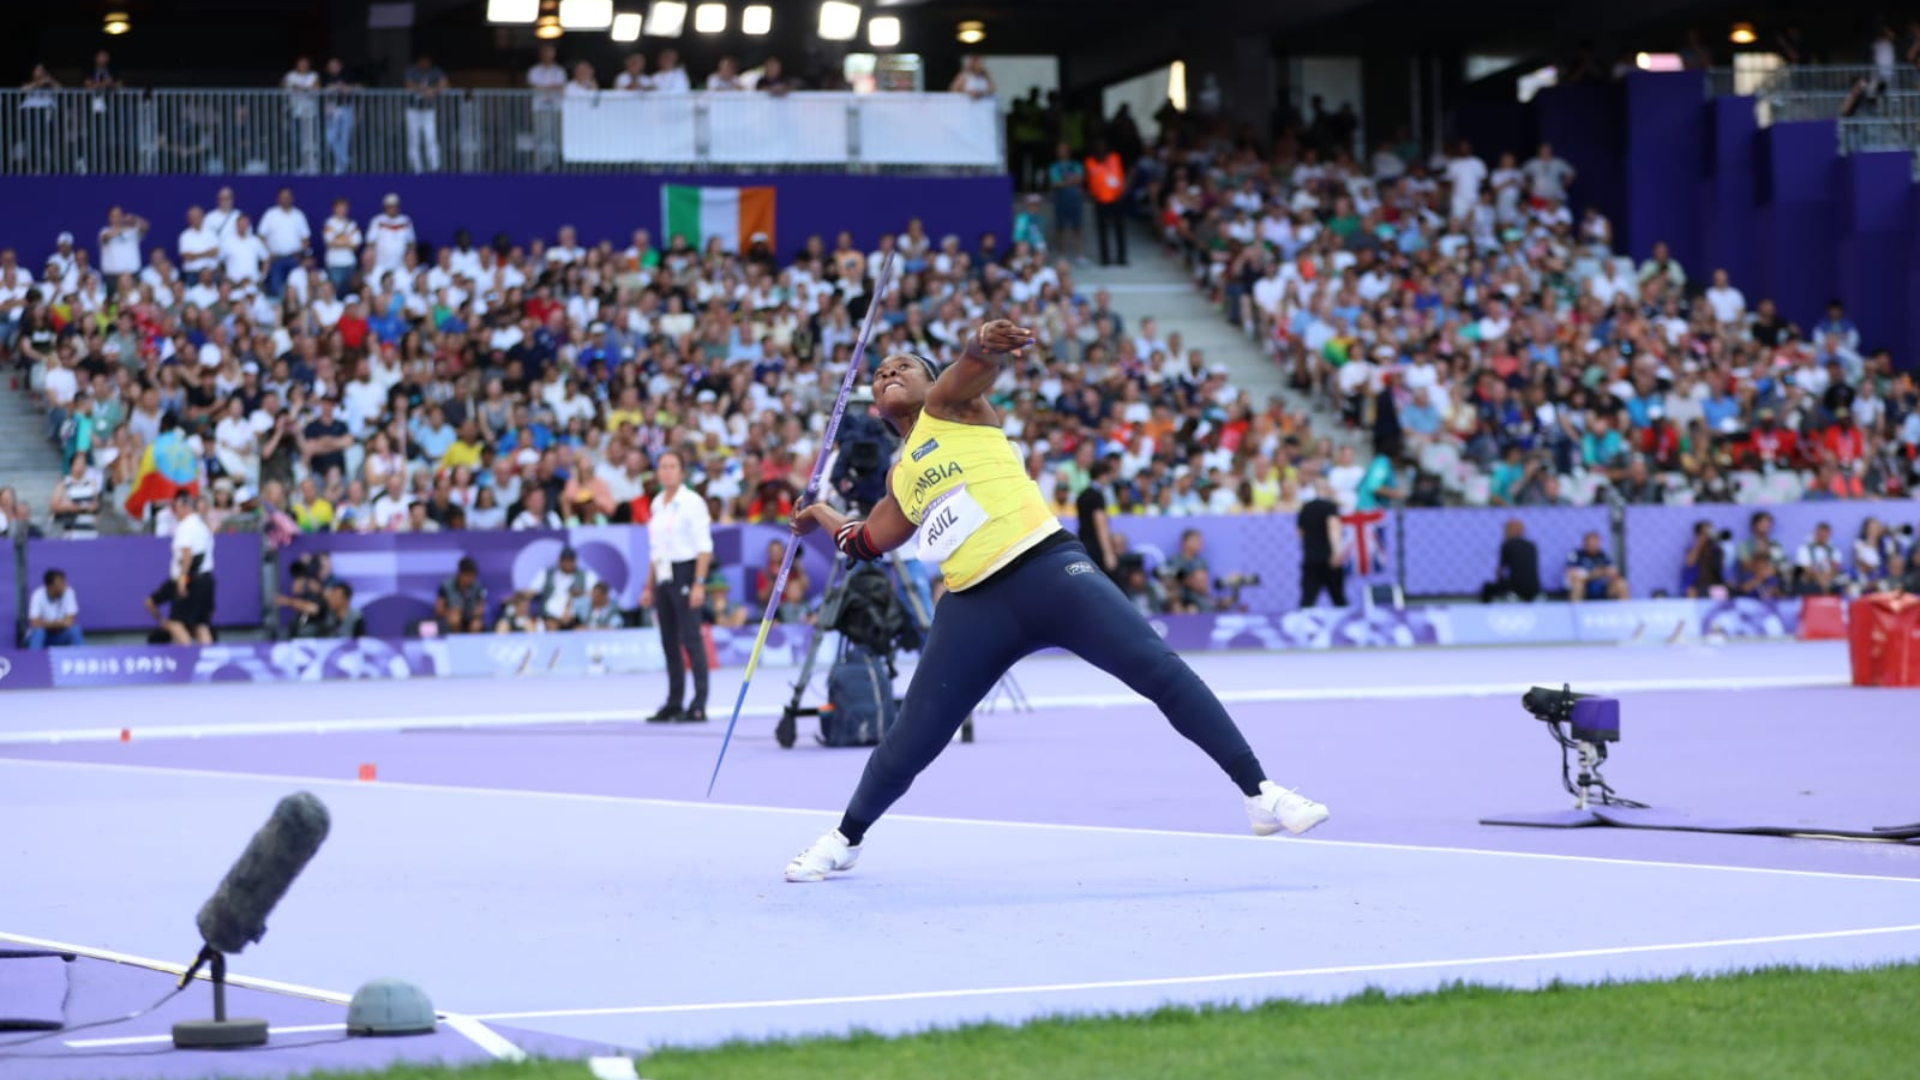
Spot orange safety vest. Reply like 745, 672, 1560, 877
1085, 153, 1125, 204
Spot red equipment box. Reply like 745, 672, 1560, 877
1848, 593, 1920, 687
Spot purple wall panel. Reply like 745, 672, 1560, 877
0, 174, 1014, 273
1909, 184, 1920, 368
1534, 84, 1625, 255
1622, 72, 1707, 269
1, 550, 15, 647
1833, 152, 1911, 361
1400, 506, 1609, 597
1700, 95, 1757, 288
24, 535, 263, 632
1757, 122, 1840, 330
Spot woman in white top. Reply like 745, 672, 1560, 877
565, 61, 599, 97
949, 55, 993, 98
613, 54, 653, 91
706, 57, 744, 91
1855, 518, 1897, 588
362, 429, 404, 490
466, 486, 505, 530
213, 397, 260, 487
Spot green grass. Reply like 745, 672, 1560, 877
304, 964, 1918, 1080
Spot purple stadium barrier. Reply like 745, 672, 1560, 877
275, 525, 838, 640
23, 535, 264, 633
1, 547, 15, 648
1399, 506, 1611, 598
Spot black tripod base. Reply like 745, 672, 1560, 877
173, 1017, 269, 1049
777, 702, 971, 748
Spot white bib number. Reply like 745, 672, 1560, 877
917, 485, 989, 566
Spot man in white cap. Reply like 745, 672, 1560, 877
368, 194, 415, 276
48, 231, 78, 283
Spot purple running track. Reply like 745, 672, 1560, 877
1, 642, 1917, 1074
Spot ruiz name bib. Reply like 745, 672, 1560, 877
917, 485, 990, 566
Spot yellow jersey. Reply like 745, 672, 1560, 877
890, 411, 1060, 591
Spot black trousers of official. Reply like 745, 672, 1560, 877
1093, 200, 1127, 265
654, 560, 708, 711
1301, 562, 1348, 608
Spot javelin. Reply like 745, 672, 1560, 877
706, 251, 897, 797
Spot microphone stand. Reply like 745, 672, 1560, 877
173, 945, 269, 1049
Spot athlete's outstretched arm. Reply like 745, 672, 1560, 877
791, 489, 916, 557
926, 319, 1035, 415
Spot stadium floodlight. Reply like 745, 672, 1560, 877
819, 1, 861, 41
559, 0, 614, 29
104, 11, 131, 34
486, 0, 539, 23
867, 15, 900, 47
647, 0, 687, 36
742, 4, 771, 34
1730, 22, 1757, 45
694, 2, 726, 33
611, 11, 643, 40
955, 19, 984, 45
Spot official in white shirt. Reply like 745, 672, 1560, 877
159, 491, 217, 644
642, 450, 713, 723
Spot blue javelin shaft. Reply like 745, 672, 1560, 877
706, 253, 897, 797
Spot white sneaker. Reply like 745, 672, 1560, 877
784, 829, 861, 883
1245, 781, 1330, 837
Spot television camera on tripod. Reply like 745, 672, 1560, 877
774, 387, 1028, 748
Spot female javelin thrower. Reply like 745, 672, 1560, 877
783, 319, 1329, 882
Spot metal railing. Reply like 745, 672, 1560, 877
0, 87, 1006, 176
1753, 64, 1915, 96
1708, 63, 1920, 171
1840, 118, 1920, 177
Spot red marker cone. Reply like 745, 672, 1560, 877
357, 763, 377, 782
119, 728, 131, 743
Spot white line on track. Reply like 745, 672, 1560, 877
0, 930, 523, 1060
443, 1014, 529, 1061
4, 756, 1916, 885
67, 1024, 346, 1048
0, 673, 1845, 745
467, 922, 1920, 1021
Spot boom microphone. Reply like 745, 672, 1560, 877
195, 792, 331, 955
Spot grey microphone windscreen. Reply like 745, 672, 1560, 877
194, 792, 331, 955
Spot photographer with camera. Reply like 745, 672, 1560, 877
1681, 521, 1728, 598
830, 392, 893, 516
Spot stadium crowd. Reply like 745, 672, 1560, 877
1124, 121, 1920, 514
5, 96, 1920, 616
0, 181, 1329, 555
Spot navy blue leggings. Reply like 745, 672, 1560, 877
844, 537, 1266, 830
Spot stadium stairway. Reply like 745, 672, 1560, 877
0, 380, 69, 519
1075, 222, 1364, 452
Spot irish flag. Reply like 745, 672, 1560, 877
661, 185, 775, 254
